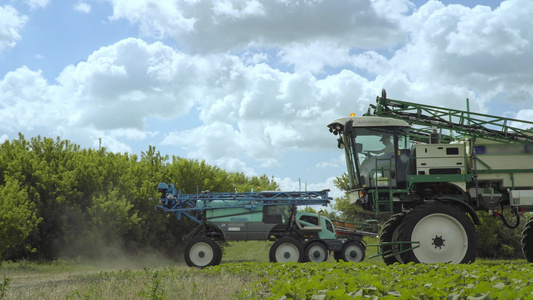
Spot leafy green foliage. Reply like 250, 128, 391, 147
2, 258, 533, 299
207, 261, 533, 299
138, 270, 166, 300
0, 276, 10, 300
0, 177, 41, 260
476, 211, 526, 259
0, 135, 278, 261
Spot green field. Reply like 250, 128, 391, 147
1, 239, 532, 299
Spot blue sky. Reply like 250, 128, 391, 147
2, 0, 533, 199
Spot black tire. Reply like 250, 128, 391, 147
269, 237, 304, 263
380, 212, 407, 265
184, 237, 222, 268
396, 202, 477, 264
521, 216, 533, 262
304, 241, 328, 263
336, 240, 365, 262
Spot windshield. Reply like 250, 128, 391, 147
343, 127, 410, 189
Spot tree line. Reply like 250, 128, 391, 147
0, 134, 525, 261
0, 134, 278, 261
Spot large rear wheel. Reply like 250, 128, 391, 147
380, 212, 406, 265
269, 237, 304, 263
396, 202, 477, 264
184, 237, 222, 268
521, 216, 533, 262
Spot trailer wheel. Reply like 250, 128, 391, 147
335, 240, 365, 263
269, 237, 304, 263
396, 202, 477, 264
304, 241, 328, 263
521, 216, 533, 262
380, 212, 407, 265
184, 237, 222, 268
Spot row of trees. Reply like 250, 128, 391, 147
0, 134, 526, 261
0, 134, 278, 260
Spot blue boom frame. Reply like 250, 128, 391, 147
155, 182, 331, 224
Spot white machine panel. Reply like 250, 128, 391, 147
510, 190, 533, 208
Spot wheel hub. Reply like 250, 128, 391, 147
284, 251, 291, 259
198, 251, 205, 258
313, 251, 321, 259
349, 250, 358, 258
432, 235, 445, 249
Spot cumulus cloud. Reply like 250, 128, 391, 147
57, 38, 198, 130
25, 0, 50, 9
4, 0, 533, 193
513, 108, 533, 129
74, 2, 91, 13
1, 39, 203, 153
0, 134, 8, 143
390, 0, 533, 107
107, 0, 405, 53
0, 5, 27, 53
275, 176, 343, 200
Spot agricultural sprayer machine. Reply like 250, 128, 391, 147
155, 183, 375, 268
328, 89, 533, 265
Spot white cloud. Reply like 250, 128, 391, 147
107, 0, 405, 53
4, 0, 533, 191
74, 2, 91, 13
25, 0, 50, 9
279, 41, 351, 74
513, 108, 533, 129
57, 38, 197, 130
389, 0, 533, 107
316, 154, 345, 169
0, 67, 59, 132
275, 176, 343, 200
0, 5, 27, 53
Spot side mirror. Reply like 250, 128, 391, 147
337, 137, 344, 149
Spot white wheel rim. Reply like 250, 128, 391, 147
190, 242, 214, 267
276, 243, 300, 262
344, 244, 363, 262
307, 244, 327, 262
411, 213, 468, 264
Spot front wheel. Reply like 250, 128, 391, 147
269, 237, 304, 263
335, 240, 365, 262
304, 241, 328, 263
184, 237, 222, 268
396, 202, 477, 264
380, 212, 407, 265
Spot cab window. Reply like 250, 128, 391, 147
325, 220, 334, 233
299, 215, 318, 226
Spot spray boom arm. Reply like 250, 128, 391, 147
366, 89, 533, 143
155, 182, 331, 223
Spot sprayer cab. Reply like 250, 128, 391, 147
328, 116, 412, 199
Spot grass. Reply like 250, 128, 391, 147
0, 237, 382, 299
0, 260, 256, 299
2, 235, 506, 299
221, 240, 274, 263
